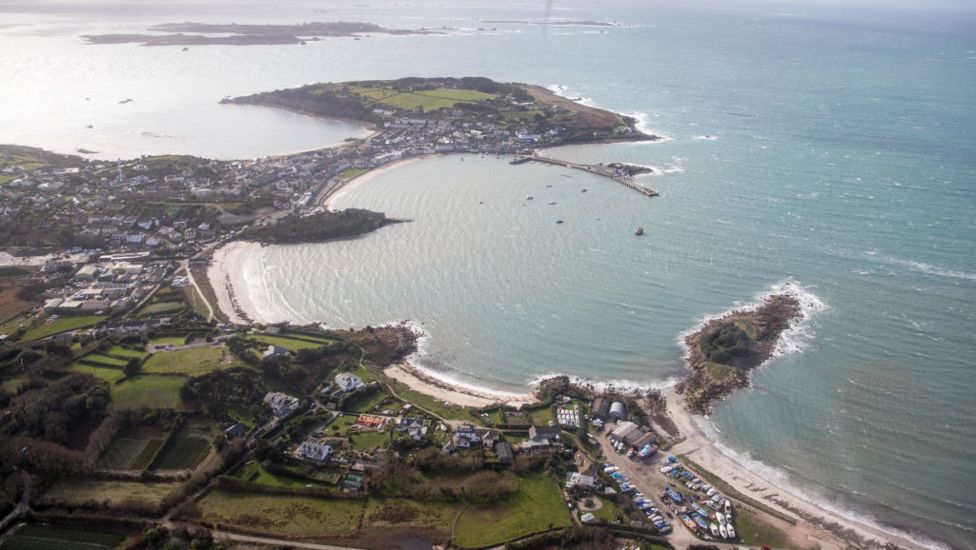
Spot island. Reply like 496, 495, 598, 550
82, 21, 446, 46
675, 294, 803, 413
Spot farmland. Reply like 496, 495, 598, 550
191, 490, 364, 536
39, 478, 180, 508
149, 434, 211, 470
109, 375, 185, 409
71, 363, 126, 383
0, 524, 128, 550
17, 314, 105, 342
142, 346, 226, 376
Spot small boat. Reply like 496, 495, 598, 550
693, 514, 709, 531
726, 511, 733, 524
724, 499, 732, 515
526, 195, 534, 200
548, 201, 556, 205
635, 226, 645, 236
680, 514, 697, 532
726, 523, 736, 539
719, 523, 728, 539
709, 523, 720, 537
581, 188, 587, 193
556, 219, 564, 224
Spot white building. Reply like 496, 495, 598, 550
264, 392, 300, 418
566, 472, 600, 491
298, 439, 332, 462
334, 372, 364, 393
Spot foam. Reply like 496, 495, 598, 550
885, 256, 976, 281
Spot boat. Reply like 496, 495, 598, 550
509, 156, 531, 165
556, 219, 564, 224
680, 514, 697, 532
581, 188, 587, 192
527, 195, 534, 200
635, 226, 645, 236
693, 514, 709, 531
719, 523, 728, 539
724, 499, 732, 515
726, 523, 736, 539
709, 523, 720, 537
726, 511, 733, 524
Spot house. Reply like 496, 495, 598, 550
223, 423, 246, 439
452, 424, 481, 449
591, 397, 611, 420
478, 428, 501, 449
395, 417, 428, 440
298, 439, 333, 462
495, 441, 514, 464
566, 472, 600, 491
261, 344, 290, 361
334, 372, 364, 393
264, 391, 300, 418
520, 425, 561, 452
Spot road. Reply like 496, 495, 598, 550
181, 259, 214, 322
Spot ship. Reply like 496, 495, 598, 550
635, 227, 645, 236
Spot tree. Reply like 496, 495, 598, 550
123, 357, 142, 377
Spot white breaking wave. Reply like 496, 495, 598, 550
544, 84, 670, 140
885, 256, 976, 282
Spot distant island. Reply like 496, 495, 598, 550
82, 21, 446, 46
482, 20, 621, 27
676, 294, 803, 413
236, 208, 404, 245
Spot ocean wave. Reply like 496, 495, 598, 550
884, 256, 976, 281
696, 417, 954, 550
527, 372, 682, 394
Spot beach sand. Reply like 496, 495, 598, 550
387, 362, 535, 409
662, 387, 927, 550
208, 240, 268, 326
322, 155, 431, 208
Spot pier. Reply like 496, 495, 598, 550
515, 154, 659, 197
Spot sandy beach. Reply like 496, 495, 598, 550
662, 387, 928, 550
387, 362, 535, 409
208, 240, 269, 326
322, 155, 431, 208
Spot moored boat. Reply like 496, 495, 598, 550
635, 226, 645, 236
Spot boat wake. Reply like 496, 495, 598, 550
884, 255, 976, 282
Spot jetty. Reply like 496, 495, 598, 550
514, 154, 659, 197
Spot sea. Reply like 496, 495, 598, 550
1, 1, 974, 547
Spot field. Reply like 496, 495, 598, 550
348, 85, 497, 112
148, 335, 189, 346
39, 478, 179, 508
97, 433, 164, 470
343, 387, 387, 413
0, 524, 128, 550
733, 507, 795, 549
192, 489, 363, 536
588, 496, 627, 524
138, 300, 185, 316
105, 346, 148, 359
72, 363, 126, 383
454, 473, 573, 548
363, 498, 459, 533
18, 314, 105, 341
149, 434, 211, 470
142, 347, 226, 376
350, 430, 389, 451
79, 353, 128, 367
252, 333, 333, 351
109, 375, 185, 409
0, 284, 31, 322
389, 382, 484, 424
232, 460, 332, 489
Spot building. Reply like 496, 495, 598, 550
298, 439, 333, 462
609, 401, 627, 420
591, 397, 611, 420
75, 264, 98, 281
452, 424, 481, 449
609, 421, 657, 451
261, 344, 290, 360
394, 417, 428, 440
223, 423, 246, 439
566, 472, 600, 491
520, 425, 561, 452
334, 372, 364, 393
263, 391, 300, 418
495, 441, 514, 464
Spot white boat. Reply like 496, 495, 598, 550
727, 523, 736, 539
724, 499, 732, 514
709, 522, 719, 537
726, 511, 733, 524
716, 513, 725, 524
706, 487, 716, 497
719, 523, 728, 539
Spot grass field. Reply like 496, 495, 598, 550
339, 167, 367, 180
252, 334, 331, 351
360, 87, 497, 112
72, 363, 126, 383
105, 346, 148, 359
733, 507, 795, 549
454, 473, 573, 548
350, 430, 389, 451
150, 435, 211, 470
232, 460, 331, 489
97, 435, 160, 470
343, 387, 387, 413
193, 490, 363, 536
110, 375, 184, 409
389, 382, 484, 424
138, 300, 185, 316
588, 496, 626, 524
363, 498, 459, 533
40, 478, 179, 508
0, 524, 128, 550
142, 347, 225, 376
19, 314, 104, 341
148, 335, 189, 346
80, 353, 128, 367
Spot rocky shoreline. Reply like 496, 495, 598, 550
676, 294, 802, 414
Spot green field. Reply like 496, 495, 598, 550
252, 334, 332, 351
40, 478, 179, 508
138, 300, 185, 316
0, 524, 128, 550
97, 435, 161, 470
350, 430, 389, 451
80, 353, 128, 367
150, 435, 211, 470
232, 460, 331, 489
19, 314, 104, 341
363, 498, 459, 533
733, 507, 795, 549
105, 346, 148, 359
339, 167, 367, 180
454, 473, 573, 548
148, 335, 189, 346
343, 387, 387, 413
72, 363, 126, 383
193, 490, 363, 536
142, 347, 225, 376
588, 496, 627, 524
360, 87, 497, 112
109, 375, 185, 409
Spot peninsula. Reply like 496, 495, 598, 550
82, 21, 445, 46
236, 208, 404, 245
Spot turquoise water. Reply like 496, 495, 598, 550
3, 1, 974, 546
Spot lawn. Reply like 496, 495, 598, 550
192, 490, 363, 537
20, 314, 104, 341
232, 460, 331, 489
454, 473, 573, 548
389, 382, 484, 424
80, 353, 128, 367
588, 496, 626, 524
150, 435, 211, 470
528, 406, 555, 426
0, 524, 128, 550
40, 479, 179, 508
343, 387, 387, 413
350, 430, 389, 451
339, 167, 367, 180
252, 334, 331, 351
138, 301, 185, 316
142, 347, 225, 376
734, 507, 795, 549
109, 375, 185, 409
149, 335, 189, 346
72, 363, 126, 383
106, 346, 148, 359
372, 87, 497, 112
